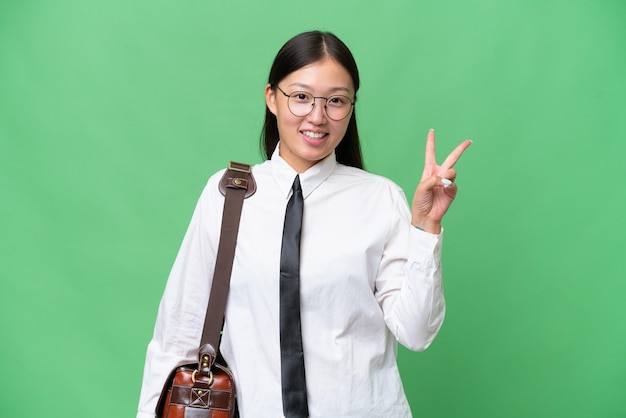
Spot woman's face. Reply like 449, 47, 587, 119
265, 58, 355, 173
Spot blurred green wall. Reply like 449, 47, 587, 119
1, 1, 625, 417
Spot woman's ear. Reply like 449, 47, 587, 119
265, 84, 278, 116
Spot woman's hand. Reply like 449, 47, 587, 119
411, 129, 472, 234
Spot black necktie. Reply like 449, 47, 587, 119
279, 175, 308, 418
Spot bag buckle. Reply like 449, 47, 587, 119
228, 161, 251, 173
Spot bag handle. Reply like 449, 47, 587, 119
198, 161, 256, 377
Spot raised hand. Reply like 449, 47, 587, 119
411, 129, 472, 234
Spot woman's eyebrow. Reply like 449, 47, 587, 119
287, 82, 352, 94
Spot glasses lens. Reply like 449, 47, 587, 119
286, 91, 353, 120
288, 92, 314, 117
325, 95, 353, 120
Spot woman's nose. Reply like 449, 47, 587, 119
306, 99, 327, 124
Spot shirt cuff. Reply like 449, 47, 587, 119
409, 225, 443, 258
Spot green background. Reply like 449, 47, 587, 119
1, 1, 625, 417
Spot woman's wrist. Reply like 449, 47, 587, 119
411, 219, 442, 234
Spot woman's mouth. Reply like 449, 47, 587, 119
301, 130, 327, 143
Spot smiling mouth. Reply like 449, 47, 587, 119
301, 130, 327, 140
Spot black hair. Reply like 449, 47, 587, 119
260, 31, 363, 169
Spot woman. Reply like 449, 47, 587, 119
137, 30, 471, 418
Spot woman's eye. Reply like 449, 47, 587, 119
293, 93, 310, 101
328, 96, 348, 106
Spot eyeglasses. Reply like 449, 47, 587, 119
276, 85, 355, 121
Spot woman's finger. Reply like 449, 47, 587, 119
440, 139, 472, 172
439, 168, 457, 183
424, 129, 437, 168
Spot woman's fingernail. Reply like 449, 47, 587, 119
441, 178, 452, 188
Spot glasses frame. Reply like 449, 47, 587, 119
276, 85, 355, 121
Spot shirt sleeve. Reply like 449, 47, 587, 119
136, 175, 223, 417
374, 188, 446, 352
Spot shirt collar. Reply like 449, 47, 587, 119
271, 142, 337, 200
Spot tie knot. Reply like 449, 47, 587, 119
292, 175, 302, 193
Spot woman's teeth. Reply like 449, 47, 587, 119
302, 131, 325, 139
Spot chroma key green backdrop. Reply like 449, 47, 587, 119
1, 1, 625, 417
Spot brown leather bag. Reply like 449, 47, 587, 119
156, 162, 256, 418
156, 359, 235, 418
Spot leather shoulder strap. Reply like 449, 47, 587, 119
218, 161, 256, 198
198, 161, 255, 375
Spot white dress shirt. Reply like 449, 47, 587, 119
137, 145, 446, 418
